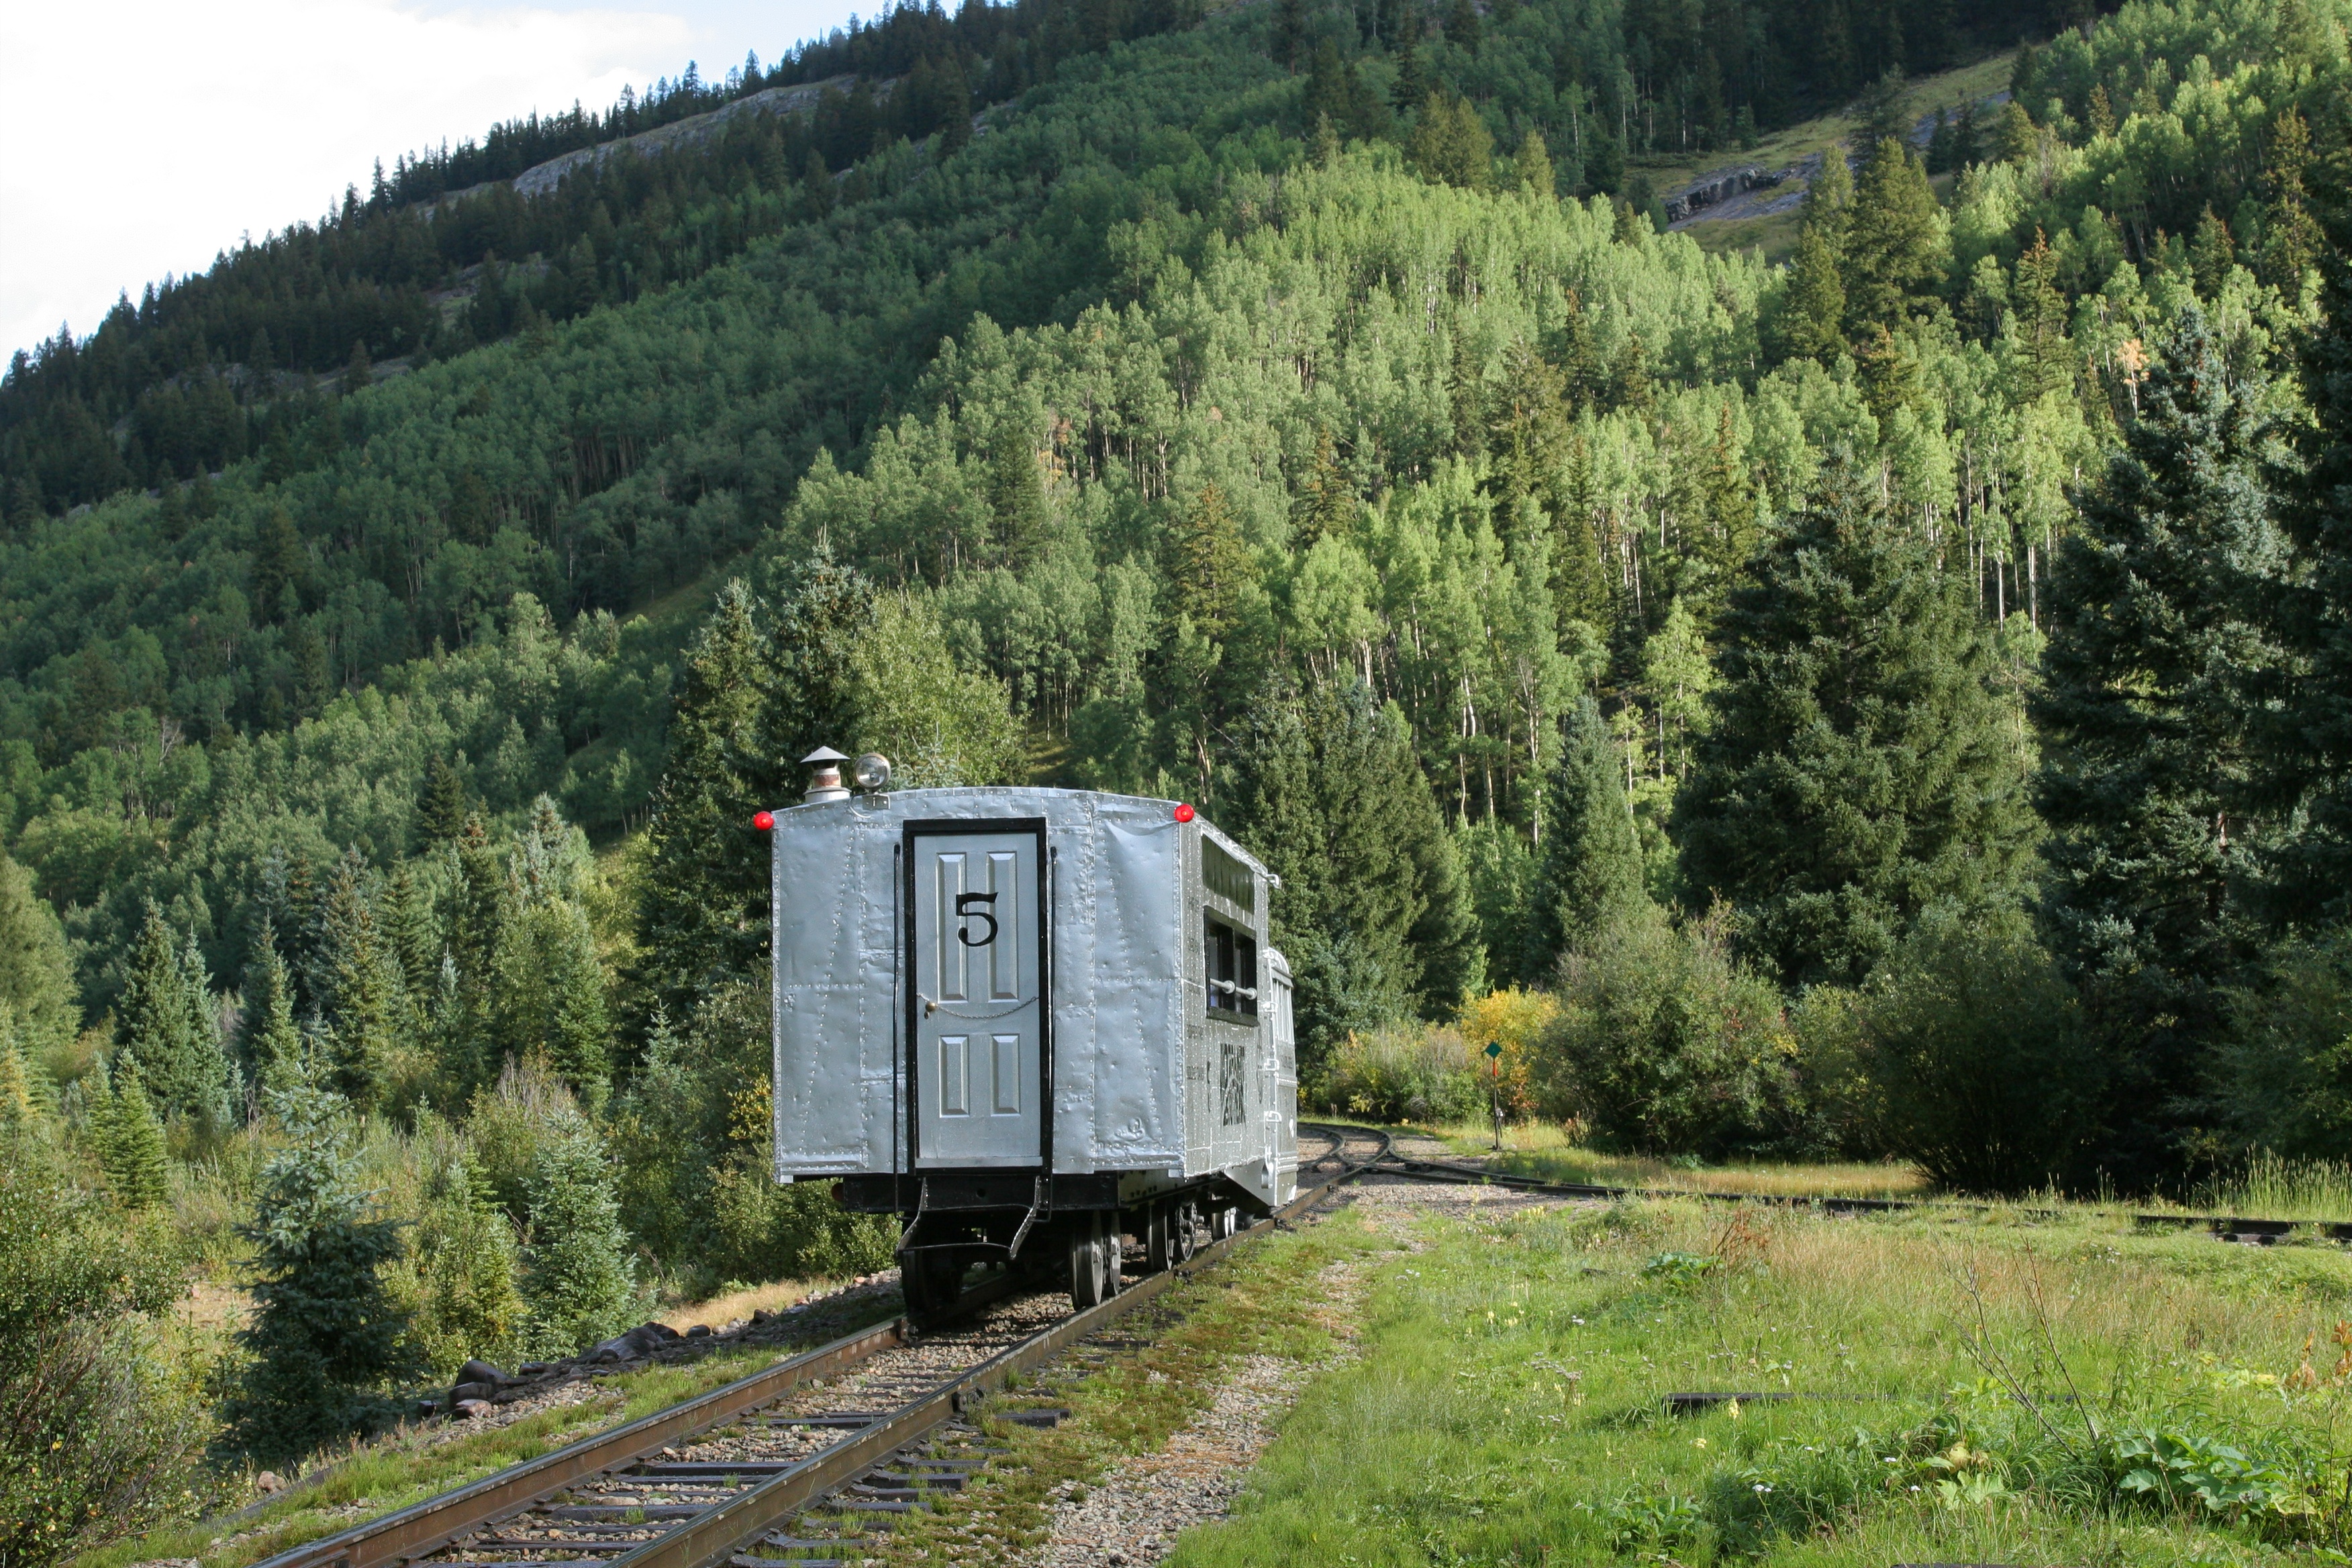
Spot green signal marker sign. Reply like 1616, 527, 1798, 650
1485, 1042, 1503, 1059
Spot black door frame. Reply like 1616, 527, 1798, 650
901, 817, 1052, 1176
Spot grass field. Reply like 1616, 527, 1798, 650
1168, 1185, 2352, 1566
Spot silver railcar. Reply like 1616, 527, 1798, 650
767, 767, 1297, 1319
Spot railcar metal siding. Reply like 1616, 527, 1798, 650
771, 788, 1269, 1187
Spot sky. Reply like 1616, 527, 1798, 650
0, 0, 863, 361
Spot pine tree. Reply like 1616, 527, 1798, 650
1781, 152, 1851, 361
314, 851, 398, 1110
417, 754, 470, 847
382, 865, 438, 1008
2012, 228, 2070, 400
494, 899, 611, 1099
1444, 0, 1478, 48
2262, 177, 2352, 925
1512, 128, 1553, 195
1230, 679, 1477, 1070
224, 1082, 419, 1463
242, 919, 307, 1095
2190, 206, 2236, 299
1841, 138, 1945, 341
637, 550, 873, 1023
1530, 697, 1645, 969
440, 815, 505, 1094
0, 1033, 44, 1135
101, 1067, 168, 1210
634, 583, 774, 1026
1673, 458, 2040, 987
521, 1124, 636, 1359
2261, 107, 2323, 292
1167, 483, 1254, 641
987, 423, 1048, 567
1410, 93, 1491, 191
1293, 428, 1357, 549
116, 902, 230, 1125
2037, 308, 2286, 1184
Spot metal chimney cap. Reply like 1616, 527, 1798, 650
801, 746, 850, 764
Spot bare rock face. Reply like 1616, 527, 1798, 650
1663, 166, 1777, 224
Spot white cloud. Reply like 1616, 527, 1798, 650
0, 1, 699, 359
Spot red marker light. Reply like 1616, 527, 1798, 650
752, 810, 776, 831
1173, 802, 1195, 823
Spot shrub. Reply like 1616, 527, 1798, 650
1536, 906, 1805, 1159
521, 1122, 639, 1359
1847, 905, 2101, 1193
221, 1083, 422, 1465
397, 1154, 528, 1380
1318, 1022, 1485, 1124
0, 1132, 209, 1566
1457, 988, 1559, 1120
609, 986, 892, 1295
2218, 924, 2352, 1159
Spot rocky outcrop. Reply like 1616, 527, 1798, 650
1663, 166, 1780, 223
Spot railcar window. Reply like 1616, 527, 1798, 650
1202, 838, 1255, 912
1204, 914, 1259, 1022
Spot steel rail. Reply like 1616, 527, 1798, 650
604, 1129, 1387, 1568
1342, 1129, 2337, 1242
246, 1270, 1026, 1568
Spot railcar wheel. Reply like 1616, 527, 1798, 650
1068, 1216, 1107, 1310
1174, 1199, 1200, 1262
1101, 1221, 1125, 1297
1144, 1202, 1173, 1272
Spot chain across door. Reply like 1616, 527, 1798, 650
905, 821, 1048, 1169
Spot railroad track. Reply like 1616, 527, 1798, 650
254, 1126, 1379, 1568
1362, 1139, 2341, 1247
255, 1123, 2311, 1568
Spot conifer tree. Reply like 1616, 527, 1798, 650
241, 919, 307, 1095
0, 1033, 42, 1134
1230, 679, 1477, 1068
1530, 697, 1645, 971
440, 815, 505, 1093
314, 851, 397, 1110
2190, 206, 2236, 299
1410, 93, 1491, 191
1841, 138, 1946, 341
1674, 458, 2039, 987
1781, 153, 1851, 361
2262, 177, 2352, 925
225, 1081, 418, 1463
1166, 483, 1254, 641
521, 1124, 636, 1358
383, 865, 438, 1007
2012, 228, 2071, 400
2037, 308, 2286, 1183
2260, 107, 2323, 292
100, 1067, 168, 1211
1293, 428, 1357, 549
635, 583, 773, 1024
987, 424, 1048, 567
495, 899, 611, 1099
117, 902, 230, 1125
1512, 128, 1553, 195
1444, 0, 1478, 48
417, 754, 470, 847
637, 550, 873, 1021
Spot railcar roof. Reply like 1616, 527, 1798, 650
770, 785, 1275, 882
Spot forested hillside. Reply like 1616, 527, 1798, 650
15, 0, 2352, 1551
